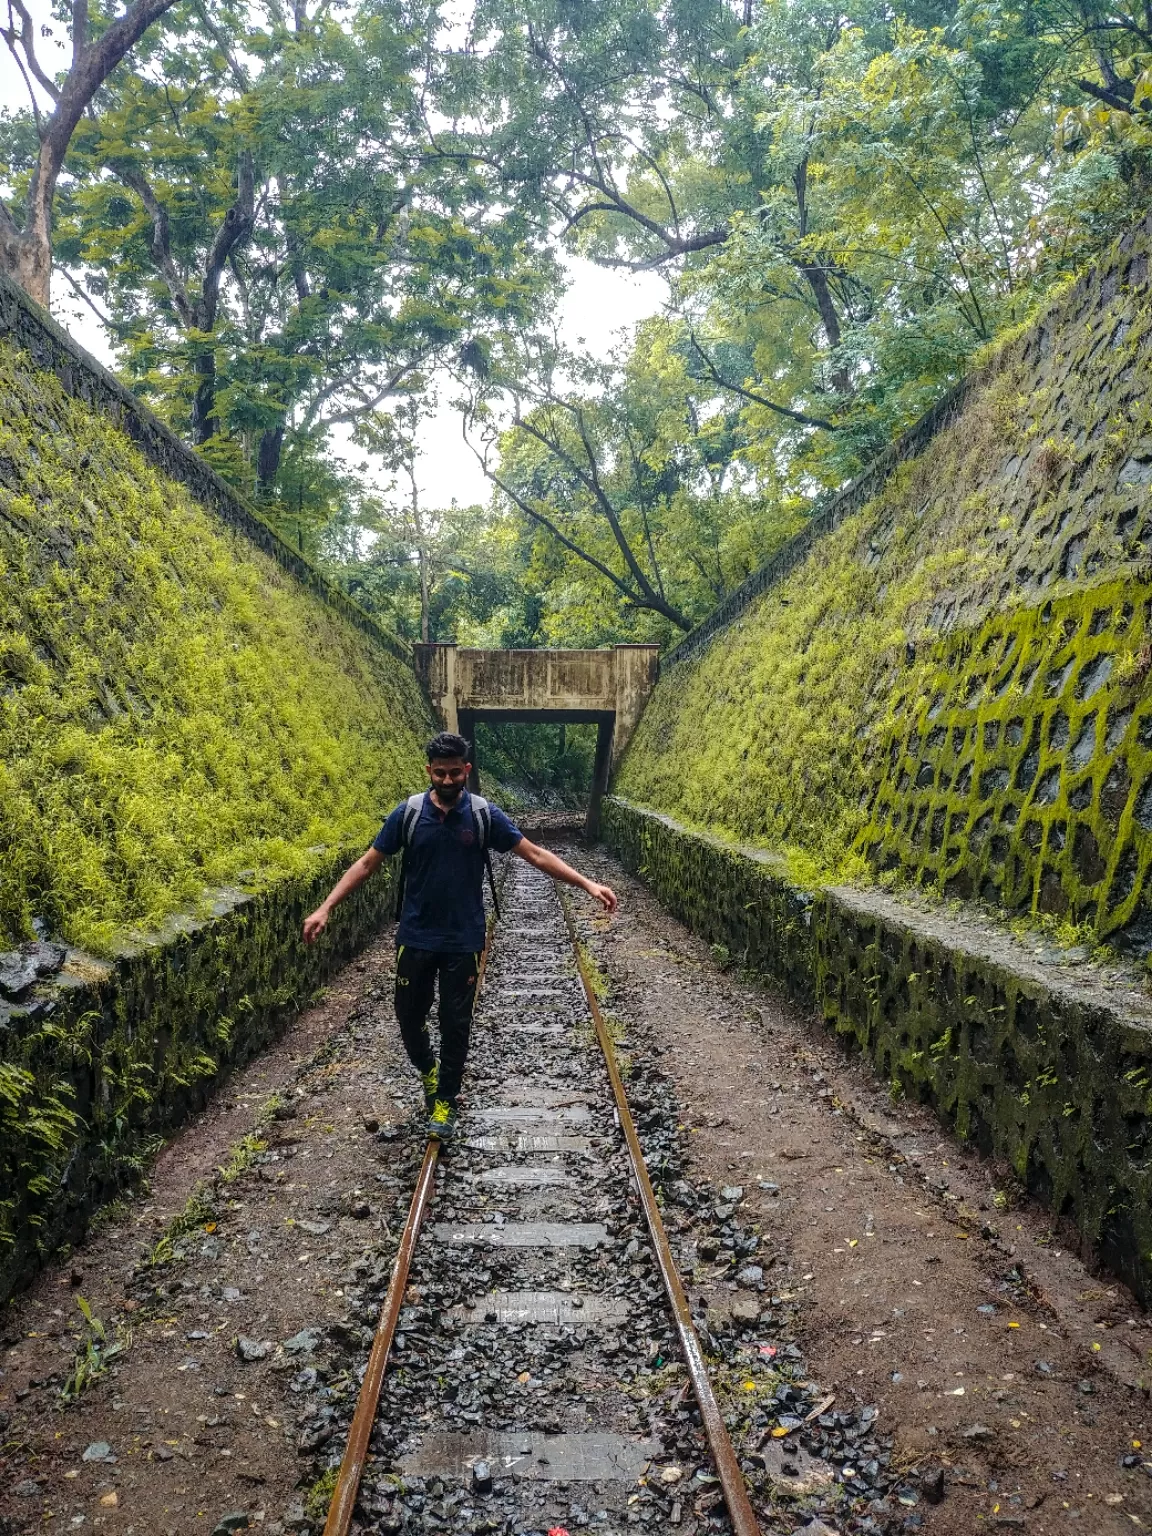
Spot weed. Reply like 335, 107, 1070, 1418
60, 1296, 129, 1403
304, 1467, 340, 1523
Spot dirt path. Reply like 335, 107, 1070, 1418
1, 844, 1149, 1536
0, 930, 416, 1536
573, 842, 1152, 1534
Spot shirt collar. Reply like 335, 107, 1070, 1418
426, 788, 469, 818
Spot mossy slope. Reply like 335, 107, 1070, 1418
0, 334, 431, 953
616, 215, 1152, 949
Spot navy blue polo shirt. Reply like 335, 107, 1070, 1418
374, 791, 522, 953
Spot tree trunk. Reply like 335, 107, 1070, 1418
0, 223, 51, 308
800, 263, 851, 396
191, 350, 219, 444
418, 545, 430, 642
1, 0, 183, 307
257, 425, 284, 492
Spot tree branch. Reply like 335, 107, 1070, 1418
199, 149, 254, 331
4, 0, 62, 103
687, 333, 841, 430
464, 425, 692, 630
513, 408, 681, 619
114, 163, 195, 328
1074, 75, 1136, 110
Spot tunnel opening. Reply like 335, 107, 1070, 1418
459, 708, 615, 837
470, 719, 600, 811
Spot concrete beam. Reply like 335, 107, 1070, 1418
412, 644, 658, 769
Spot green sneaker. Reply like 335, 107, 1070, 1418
419, 1061, 439, 1114
426, 1098, 458, 1142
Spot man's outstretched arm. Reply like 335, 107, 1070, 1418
513, 837, 618, 913
303, 847, 386, 944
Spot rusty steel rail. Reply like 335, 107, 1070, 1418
560, 896, 765, 1536
323, 936, 495, 1536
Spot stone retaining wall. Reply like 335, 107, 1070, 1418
0, 853, 396, 1304
604, 796, 1152, 1304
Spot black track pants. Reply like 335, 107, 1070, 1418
393, 945, 481, 1104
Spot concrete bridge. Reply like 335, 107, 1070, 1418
412, 643, 659, 832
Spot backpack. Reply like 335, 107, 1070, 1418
394, 790, 501, 922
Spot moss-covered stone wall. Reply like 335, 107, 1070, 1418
605, 797, 1152, 1304
865, 579, 1152, 949
0, 278, 434, 1296
615, 211, 1152, 949
0, 329, 431, 953
0, 854, 397, 1302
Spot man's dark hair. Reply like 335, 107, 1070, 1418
426, 731, 471, 762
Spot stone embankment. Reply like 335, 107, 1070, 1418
0, 274, 430, 1301
610, 209, 1152, 1301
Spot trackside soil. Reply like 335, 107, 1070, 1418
0, 842, 1148, 1535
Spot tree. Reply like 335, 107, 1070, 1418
465, 317, 804, 642
44, 0, 555, 500
0, 0, 181, 303
449, 0, 1140, 486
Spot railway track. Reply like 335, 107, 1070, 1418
322, 855, 767, 1536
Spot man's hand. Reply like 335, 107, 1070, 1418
585, 881, 618, 914
303, 906, 330, 945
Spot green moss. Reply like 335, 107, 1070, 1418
616, 216, 1152, 951
865, 578, 1152, 945
305, 1468, 340, 1523
0, 335, 431, 952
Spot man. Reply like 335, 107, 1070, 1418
302, 731, 617, 1140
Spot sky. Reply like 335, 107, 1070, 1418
0, 20, 665, 513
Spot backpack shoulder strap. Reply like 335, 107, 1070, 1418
401, 792, 425, 846
467, 794, 500, 920
469, 793, 491, 849
394, 792, 425, 920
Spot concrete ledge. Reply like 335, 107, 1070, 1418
0, 853, 396, 1304
603, 795, 1152, 1303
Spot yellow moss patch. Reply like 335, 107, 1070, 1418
0, 337, 431, 951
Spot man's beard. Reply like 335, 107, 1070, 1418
436, 780, 464, 803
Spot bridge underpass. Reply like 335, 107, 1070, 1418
412, 643, 660, 833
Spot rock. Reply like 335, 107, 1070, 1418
730, 1295, 760, 1324
0, 954, 39, 998
82, 1440, 114, 1462
12, 1479, 41, 1498
961, 1424, 994, 1441
921, 1466, 945, 1503
0, 940, 67, 998
212, 1515, 252, 1535
295, 1220, 330, 1237
720, 1185, 744, 1202
283, 1327, 322, 1355
472, 1458, 493, 1494
235, 1336, 271, 1362
736, 1264, 764, 1288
